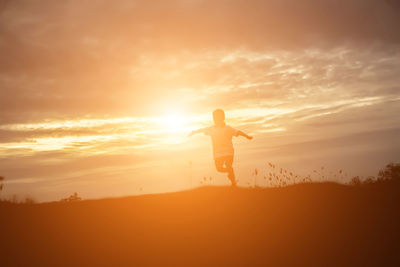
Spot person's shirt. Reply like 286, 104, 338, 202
203, 125, 239, 158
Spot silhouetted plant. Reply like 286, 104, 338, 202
1, 194, 35, 204
363, 176, 376, 184
346, 163, 400, 186
204, 161, 400, 189
349, 176, 362, 186
265, 162, 317, 187
252, 168, 258, 187
61, 192, 82, 202
377, 162, 400, 182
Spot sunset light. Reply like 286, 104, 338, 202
158, 113, 189, 133
1, 1, 400, 266
0, 0, 398, 203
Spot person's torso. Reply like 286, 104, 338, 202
208, 126, 235, 158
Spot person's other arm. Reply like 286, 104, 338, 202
188, 128, 208, 137
237, 130, 253, 140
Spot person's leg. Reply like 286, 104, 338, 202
214, 157, 228, 173
225, 156, 236, 186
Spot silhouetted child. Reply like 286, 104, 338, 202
189, 109, 253, 186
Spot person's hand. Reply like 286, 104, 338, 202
247, 135, 253, 140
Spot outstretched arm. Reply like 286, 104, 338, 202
188, 128, 207, 137
237, 130, 253, 140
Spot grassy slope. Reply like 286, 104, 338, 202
1, 182, 400, 266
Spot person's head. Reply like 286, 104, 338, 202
212, 109, 225, 127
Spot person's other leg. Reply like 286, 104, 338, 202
215, 156, 236, 186
225, 156, 236, 186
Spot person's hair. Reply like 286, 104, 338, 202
213, 109, 225, 126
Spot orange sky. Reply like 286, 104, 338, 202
1, 0, 400, 201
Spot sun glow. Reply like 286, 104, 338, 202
148, 112, 191, 145
160, 113, 188, 132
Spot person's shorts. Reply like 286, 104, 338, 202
214, 155, 234, 167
